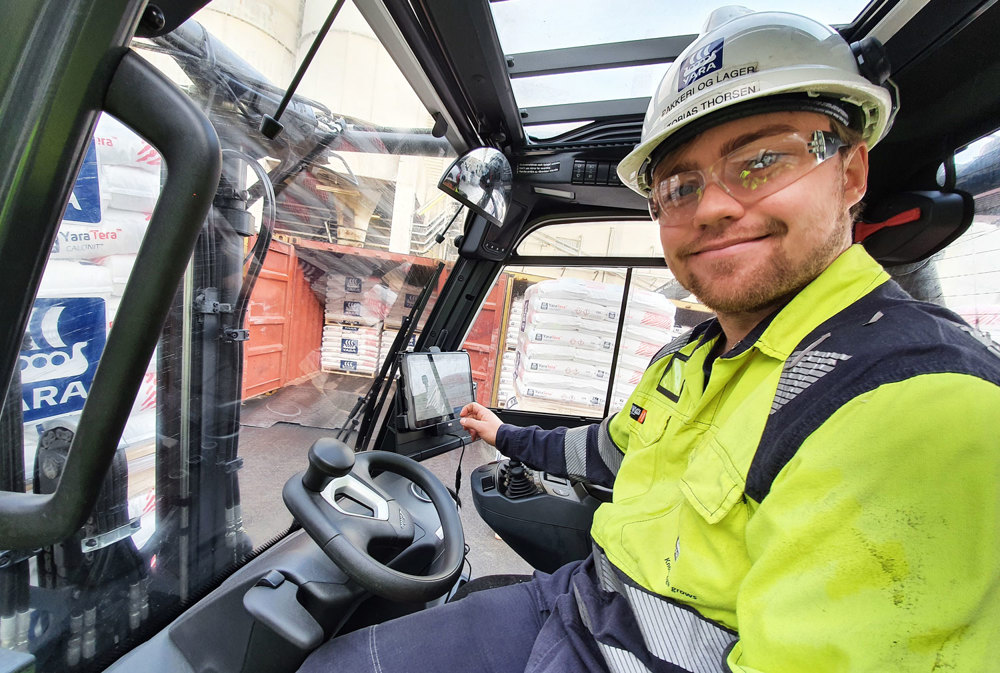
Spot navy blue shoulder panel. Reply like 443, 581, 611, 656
745, 280, 1000, 502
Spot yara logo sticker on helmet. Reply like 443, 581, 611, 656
679, 38, 724, 91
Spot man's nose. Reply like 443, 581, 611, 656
691, 179, 744, 227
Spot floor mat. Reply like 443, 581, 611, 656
240, 373, 372, 430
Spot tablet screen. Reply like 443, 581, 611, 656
400, 351, 475, 430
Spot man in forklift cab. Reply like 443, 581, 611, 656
301, 7, 1000, 672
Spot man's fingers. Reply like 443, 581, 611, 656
460, 416, 495, 444
460, 416, 480, 432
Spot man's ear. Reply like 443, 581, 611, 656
842, 143, 869, 209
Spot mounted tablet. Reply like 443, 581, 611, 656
397, 351, 475, 435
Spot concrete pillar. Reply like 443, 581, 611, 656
389, 156, 420, 254
199, 0, 304, 85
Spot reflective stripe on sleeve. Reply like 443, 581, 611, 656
563, 426, 588, 479
563, 418, 625, 481
590, 545, 735, 673
596, 416, 624, 475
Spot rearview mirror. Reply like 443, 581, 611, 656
438, 147, 512, 226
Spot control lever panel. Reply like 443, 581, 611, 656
497, 459, 540, 498
470, 459, 602, 573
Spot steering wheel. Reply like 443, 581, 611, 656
282, 438, 465, 603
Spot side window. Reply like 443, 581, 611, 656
935, 129, 1000, 337
18, 113, 160, 538
500, 266, 629, 417
464, 221, 713, 417
4, 113, 163, 667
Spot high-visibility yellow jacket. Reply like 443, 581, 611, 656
499, 245, 1000, 672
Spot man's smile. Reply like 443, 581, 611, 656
690, 234, 772, 258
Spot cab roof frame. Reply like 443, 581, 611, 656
368, 0, 1000, 208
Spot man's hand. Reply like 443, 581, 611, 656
460, 402, 502, 446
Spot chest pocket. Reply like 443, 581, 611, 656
613, 402, 669, 503
679, 436, 745, 524
632, 401, 669, 446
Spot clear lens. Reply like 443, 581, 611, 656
662, 173, 705, 208
724, 137, 811, 196
650, 131, 838, 225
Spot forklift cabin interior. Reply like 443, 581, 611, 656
1, 1, 999, 672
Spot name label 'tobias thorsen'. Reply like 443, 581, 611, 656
662, 81, 761, 126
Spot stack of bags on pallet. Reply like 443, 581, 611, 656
384, 285, 422, 328
610, 293, 677, 409
494, 300, 523, 408
51, 115, 158, 267
323, 273, 397, 326
33, 114, 162, 453
321, 324, 381, 375
512, 278, 675, 413
496, 352, 517, 408
377, 328, 418, 372
321, 272, 396, 375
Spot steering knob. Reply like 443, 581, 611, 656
303, 438, 355, 492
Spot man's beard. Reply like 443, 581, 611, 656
678, 207, 852, 316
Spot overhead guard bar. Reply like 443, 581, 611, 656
519, 97, 651, 125
0, 51, 222, 549
505, 35, 695, 78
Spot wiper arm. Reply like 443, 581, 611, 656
261, 0, 348, 139
339, 262, 445, 449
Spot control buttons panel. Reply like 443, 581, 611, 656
540, 472, 577, 499
571, 160, 623, 187
474, 462, 582, 501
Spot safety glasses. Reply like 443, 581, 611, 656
648, 130, 847, 224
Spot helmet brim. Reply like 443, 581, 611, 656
618, 73, 894, 195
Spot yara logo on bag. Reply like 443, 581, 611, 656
20, 343, 89, 384
20, 298, 106, 423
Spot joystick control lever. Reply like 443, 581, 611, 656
302, 438, 355, 492
501, 459, 538, 499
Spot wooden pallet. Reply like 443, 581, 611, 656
320, 366, 376, 378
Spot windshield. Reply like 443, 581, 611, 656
4, 4, 463, 670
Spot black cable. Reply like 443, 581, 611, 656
447, 433, 467, 508
228, 151, 277, 323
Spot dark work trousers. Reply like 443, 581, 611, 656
297, 558, 613, 673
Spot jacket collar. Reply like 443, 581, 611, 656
752, 244, 890, 361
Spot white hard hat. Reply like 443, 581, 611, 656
617, 6, 897, 196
